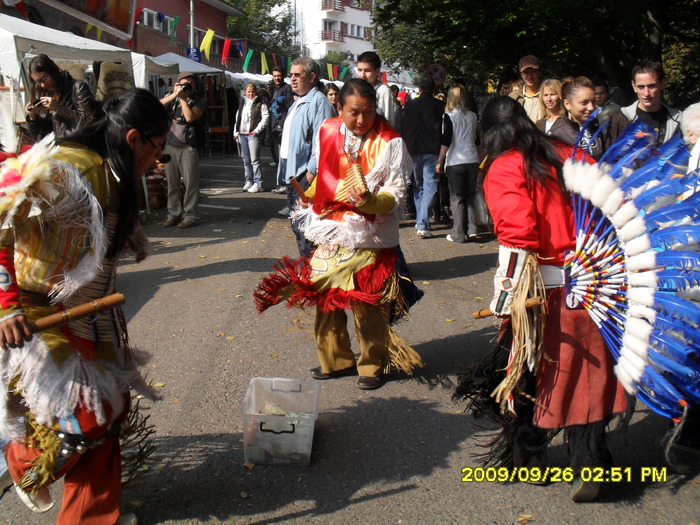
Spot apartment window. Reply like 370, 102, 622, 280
140, 8, 174, 36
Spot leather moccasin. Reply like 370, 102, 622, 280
309, 366, 357, 380
357, 376, 382, 390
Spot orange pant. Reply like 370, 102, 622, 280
6, 434, 122, 525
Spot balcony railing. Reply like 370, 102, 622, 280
320, 30, 344, 42
321, 0, 345, 12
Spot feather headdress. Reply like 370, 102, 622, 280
564, 124, 700, 421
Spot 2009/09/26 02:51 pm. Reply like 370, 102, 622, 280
460, 466, 668, 483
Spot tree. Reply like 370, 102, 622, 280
227, 0, 297, 57
371, 0, 700, 106
318, 51, 353, 81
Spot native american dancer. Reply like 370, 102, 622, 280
0, 89, 168, 524
454, 96, 628, 502
255, 79, 423, 390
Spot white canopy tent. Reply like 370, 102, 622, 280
131, 53, 178, 89
152, 53, 222, 76
0, 14, 132, 82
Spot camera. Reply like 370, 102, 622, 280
180, 83, 192, 94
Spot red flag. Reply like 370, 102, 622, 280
15, 1, 27, 19
381, 72, 388, 84
333, 65, 339, 81
222, 38, 231, 67
272, 53, 278, 67
128, 7, 143, 48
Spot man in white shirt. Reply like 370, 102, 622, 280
356, 51, 397, 129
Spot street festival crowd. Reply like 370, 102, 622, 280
0, 49, 697, 523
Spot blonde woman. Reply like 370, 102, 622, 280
536, 78, 565, 133
436, 85, 479, 242
234, 83, 269, 192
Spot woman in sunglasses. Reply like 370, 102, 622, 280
24, 54, 100, 141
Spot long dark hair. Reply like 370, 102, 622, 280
28, 54, 62, 98
480, 96, 565, 189
57, 88, 171, 258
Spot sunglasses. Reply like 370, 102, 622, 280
34, 74, 50, 85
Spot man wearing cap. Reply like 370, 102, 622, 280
160, 72, 207, 229
509, 55, 546, 123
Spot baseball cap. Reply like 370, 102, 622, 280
177, 71, 196, 82
519, 55, 541, 72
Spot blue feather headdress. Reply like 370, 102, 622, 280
564, 122, 699, 421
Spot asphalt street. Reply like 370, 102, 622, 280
0, 148, 698, 525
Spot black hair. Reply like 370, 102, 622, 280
324, 82, 340, 95
57, 88, 171, 258
631, 58, 666, 83
357, 51, 381, 70
28, 54, 63, 98
480, 96, 565, 189
338, 78, 376, 108
419, 76, 435, 95
272, 66, 285, 75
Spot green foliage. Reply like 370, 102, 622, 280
372, 0, 700, 105
227, 0, 296, 56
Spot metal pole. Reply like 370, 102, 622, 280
189, 0, 195, 49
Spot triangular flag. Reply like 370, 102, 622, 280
272, 53, 278, 67
199, 29, 215, 61
327, 63, 333, 80
169, 16, 180, 44
243, 49, 254, 73
381, 72, 387, 84
15, 1, 27, 19
261, 52, 269, 75
96, 28, 102, 41
157, 12, 165, 23
129, 7, 143, 48
333, 65, 339, 81
86, 23, 93, 33
339, 66, 348, 81
222, 38, 231, 67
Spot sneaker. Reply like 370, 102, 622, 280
242, 182, 253, 191
446, 234, 464, 243
269, 161, 277, 167
163, 217, 180, 227
177, 220, 198, 229
278, 206, 290, 217
271, 185, 287, 194
14, 484, 53, 513
248, 183, 262, 193
416, 229, 433, 238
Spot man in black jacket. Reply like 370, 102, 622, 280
402, 77, 445, 238
25, 54, 99, 141
269, 66, 295, 194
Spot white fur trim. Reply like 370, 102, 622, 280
626, 286, 656, 307
627, 270, 659, 288
617, 216, 646, 242
617, 351, 646, 379
626, 252, 658, 271
623, 233, 652, 256
610, 200, 639, 229
628, 303, 657, 324
623, 318, 653, 346
614, 362, 638, 394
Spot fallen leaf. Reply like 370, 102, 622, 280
217, 332, 225, 337
445, 319, 455, 322
517, 515, 534, 524
244, 463, 255, 470
226, 336, 235, 341
474, 296, 485, 301
422, 281, 431, 285
235, 294, 244, 298
240, 491, 250, 499
198, 255, 207, 258
154, 382, 166, 387
241, 241, 249, 244
270, 354, 277, 358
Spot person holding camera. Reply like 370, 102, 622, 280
160, 72, 207, 229
24, 54, 99, 141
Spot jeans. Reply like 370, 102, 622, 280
447, 163, 479, 241
238, 133, 263, 186
411, 153, 439, 231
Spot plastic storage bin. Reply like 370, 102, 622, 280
242, 377, 321, 466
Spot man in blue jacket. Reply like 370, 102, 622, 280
278, 57, 335, 256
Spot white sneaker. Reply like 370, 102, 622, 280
242, 182, 253, 191
14, 484, 53, 513
248, 183, 262, 193
416, 229, 433, 238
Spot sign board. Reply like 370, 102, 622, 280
187, 48, 201, 63
35, 0, 137, 40
426, 64, 447, 86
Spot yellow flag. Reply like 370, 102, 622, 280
96, 28, 103, 41
327, 63, 333, 80
86, 23, 93, 33
199, 29, 216, 60
261, 53, 269, 75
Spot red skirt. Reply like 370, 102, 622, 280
533, 287, 627, 428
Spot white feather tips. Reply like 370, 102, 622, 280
623, 233, 652, 256
627, 270, 659, 288
627, 286, 656, 307
617, 216, 647, 243
610, 200, 640, 229
626, 252, 658, 272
